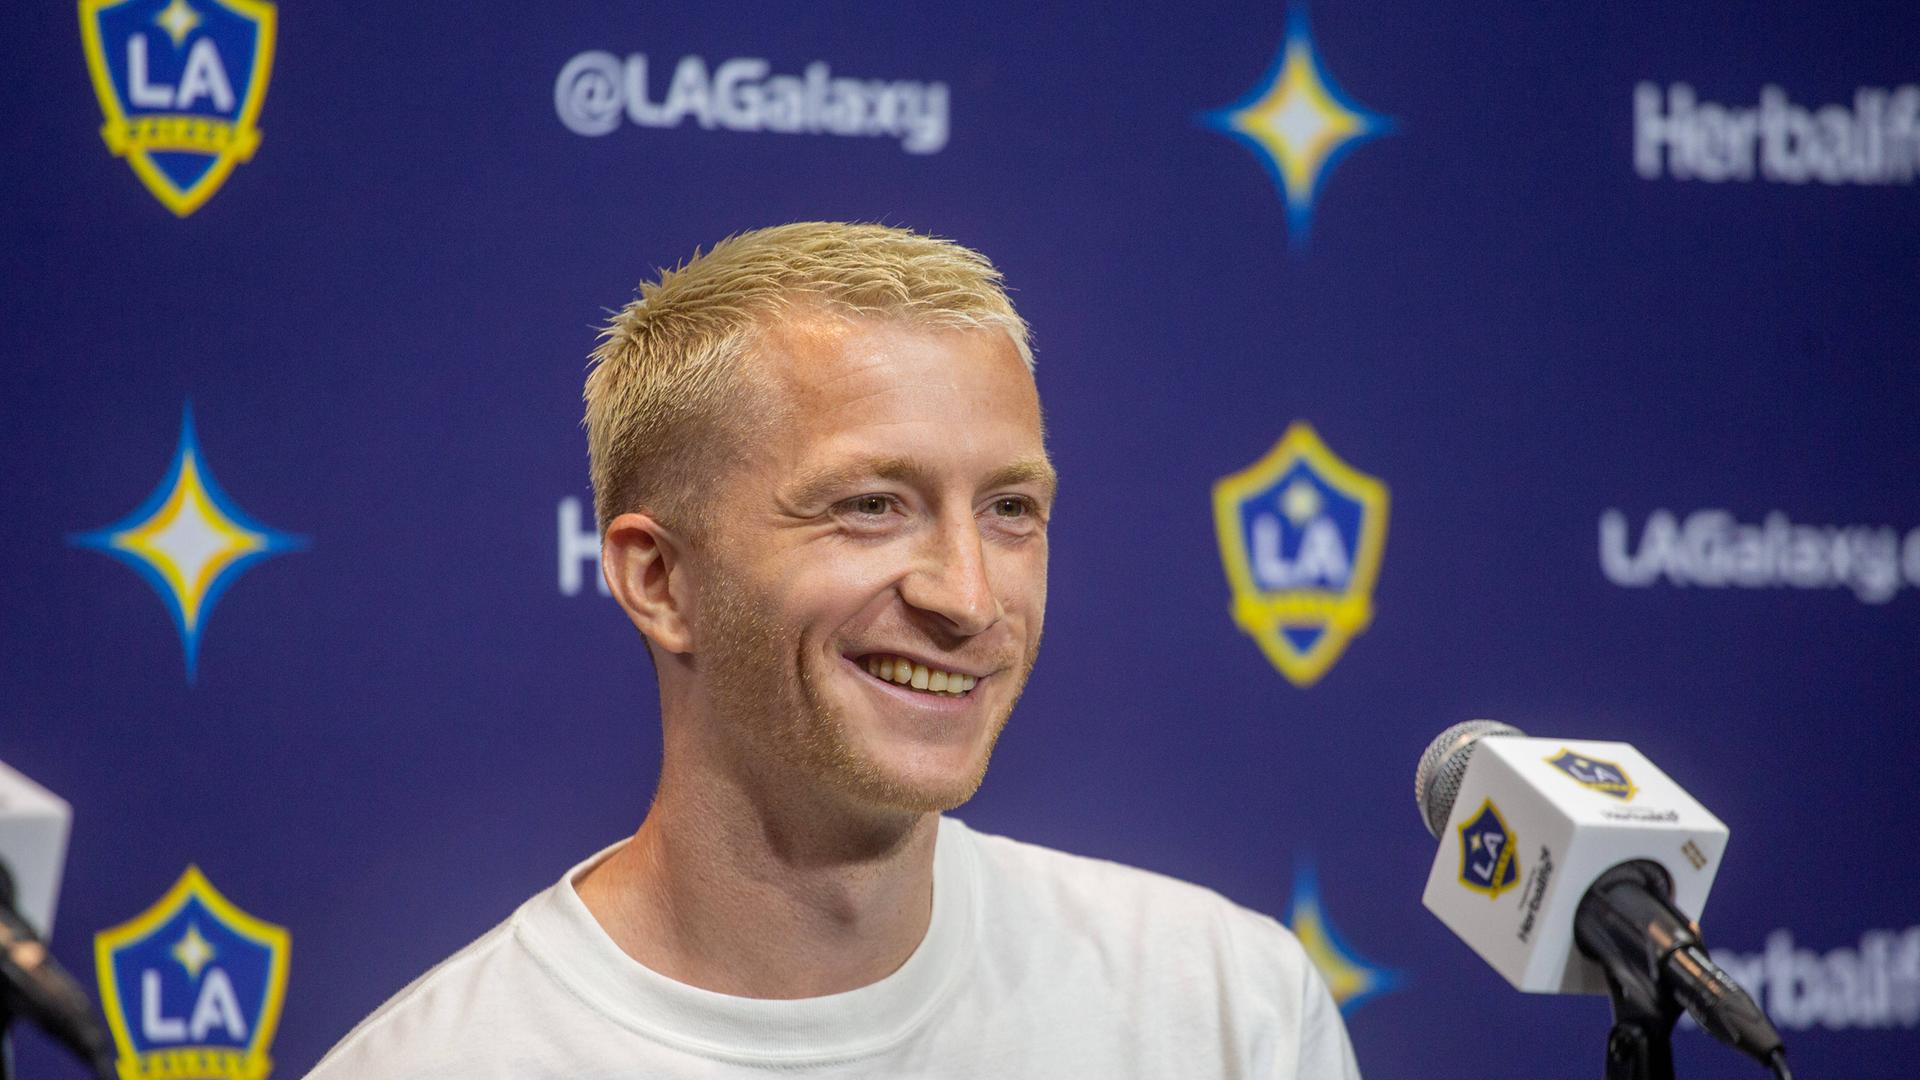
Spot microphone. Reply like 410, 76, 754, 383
0, 760, 116, 1079
1414, 721, 1787, 1076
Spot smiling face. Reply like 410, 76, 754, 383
688, 311, 1054, 814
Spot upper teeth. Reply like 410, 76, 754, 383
862, 655, 977, 695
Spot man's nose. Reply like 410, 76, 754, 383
900, 514, 1000, 638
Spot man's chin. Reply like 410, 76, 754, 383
817, 746, 995, 815
798, 671, 1016, 815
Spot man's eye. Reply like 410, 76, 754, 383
845, 495, 892, 517
992, 497, 1035, 518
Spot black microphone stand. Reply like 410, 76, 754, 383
1576, 862, 1684, 1080
1595, 945, 1681, 1080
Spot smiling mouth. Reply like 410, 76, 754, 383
856, 654, 979, 697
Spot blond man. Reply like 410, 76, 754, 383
307, 223, 1359, 1078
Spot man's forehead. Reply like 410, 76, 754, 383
733, 307, 1049, 504
753, 306, 857, 366
751, 307, 1026, 392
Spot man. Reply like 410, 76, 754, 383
307, 223, 1359, 1077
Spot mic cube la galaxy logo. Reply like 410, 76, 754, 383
79, 0, 277, 216
95, 866, 290, 1079
1545, 748, 1637, 801
1212, 422, 1388, 687
1456, 799, 1520, 899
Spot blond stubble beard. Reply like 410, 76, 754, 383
694, 566, 1032, 815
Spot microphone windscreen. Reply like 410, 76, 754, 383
1416, 720, 1525, 838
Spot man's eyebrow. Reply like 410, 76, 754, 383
785, 457, 934, 508
983, 457, 1059, 501
783, 455, 1058, 507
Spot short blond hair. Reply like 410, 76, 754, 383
584, 222, 1031, 534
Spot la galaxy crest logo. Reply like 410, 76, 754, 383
1212, 422, 1388, 687
1457, 799, 1520, 899
80, 0, 277, 216
70, 405, 305, 683
95, 867, 290, 1080
1199, 6, 1391, 246
1546, 749, 1637, 801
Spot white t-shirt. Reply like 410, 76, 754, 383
307, 817, 1360, 1078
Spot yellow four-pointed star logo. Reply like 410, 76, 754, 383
1202, 10, 1391, 245
71, 406, 304, 682
1287, 863, 1402, 1012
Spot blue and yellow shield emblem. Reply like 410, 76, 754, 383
94, 866, 290, 1080
1546, 748, 1637, 801
1457, 799, 1520, 899
79, 0, 277, 216
1212, 422, 1389, 687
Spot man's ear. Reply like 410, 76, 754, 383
602, 511, 695, 654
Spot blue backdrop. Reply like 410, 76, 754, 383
4, 2, 1916, 1077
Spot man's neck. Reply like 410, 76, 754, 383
574, 758, 940, 999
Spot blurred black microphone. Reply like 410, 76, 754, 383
0, 757, 116, 1080
0, 860, 117, 1078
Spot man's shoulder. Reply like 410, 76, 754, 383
954, 819, 1310, 967
303, 906, 536, 1078
954, 820, 1358, 1076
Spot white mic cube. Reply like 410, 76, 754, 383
1421, 736, 1729, 994
0, 758, 74, 938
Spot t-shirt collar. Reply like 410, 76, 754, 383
516, 815, 980, 1065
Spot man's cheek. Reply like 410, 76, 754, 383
828, 562, 913, 603
998, 547, 1048, 605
